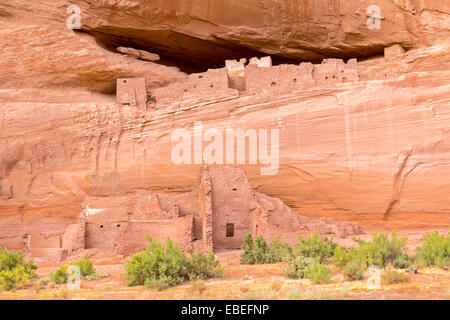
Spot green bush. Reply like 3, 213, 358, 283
283, 255, 315, 279
252, 236, 271, 264
240, 233, 292, 265
305, 263, 332, 284
76, 255, 95, 277
382, 266, 410, 284
186, 250, 224, 280
416, 231, 449, 268
354, 231, 413, 269
0, 246, 37, 291
332, 245, 352, 268
240, 233, 256, 265
51, 255, 97, 284
332, 231, 413, 280
293, 232, 337, 263
343, 260, 365, 281
126, 237, 224, 290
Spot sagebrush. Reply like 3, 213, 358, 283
416, 231, 449, 268
294, 232, 337, 263
332, 231, 413, 280
382, 266, 410, 284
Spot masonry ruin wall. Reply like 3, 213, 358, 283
131, 55, 361, 111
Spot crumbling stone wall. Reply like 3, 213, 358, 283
312, 59, 358, 84
116, 77, 147, 108
207, 166, 254, 249
225, 58, 246, 92
119, 56, 360, 108
26, 166, 362, 261
199, 165, 214, 252
151, 68, 238, 110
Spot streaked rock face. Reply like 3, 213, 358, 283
0, 1, 449, 251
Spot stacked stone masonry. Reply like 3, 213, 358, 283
25, 166, 362, 262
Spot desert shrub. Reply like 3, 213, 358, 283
305, 263, 332, 284
51, 255, 97, 284
354, 231, 413, 269
416, 231, 450, 268
240, 233, 292, 265
283, 255, 315, 279
343, 260, 365, 281
333, 231, 413, 280
240, 233, 256, 264
332, 245, 352, 268
52, 265, 69, 284
0, 246, 37, 291
252, 236, 271, 264
332, 246, 365, 280
126, 237, 223, 290
186, 250, 224, 280
293, 232, 337, 263
189, 280, 206, 294
76, 255, 95, 277
382, 266, 410, 284
270, 236, 293, 261
84, 273, 109, 281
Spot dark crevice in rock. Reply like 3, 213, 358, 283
80, 26, 392, 74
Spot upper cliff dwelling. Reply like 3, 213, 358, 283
116, 55, 361, 109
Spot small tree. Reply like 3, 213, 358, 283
240, 233, 256, 264
0, 246, 37, 291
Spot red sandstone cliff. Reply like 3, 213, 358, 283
0, 1, 449, 250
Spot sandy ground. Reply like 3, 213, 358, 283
0, 226, 448, 300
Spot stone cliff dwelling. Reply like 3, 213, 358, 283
15, 47, 414, 263
116, 55, 361, 109
23, 166, 361, 263
116, 43, 409, 110
23, 50, 410, 263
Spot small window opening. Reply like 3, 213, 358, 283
226, 223, 234, 237
100, 225, 104, 228
116, 224, 120, 228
